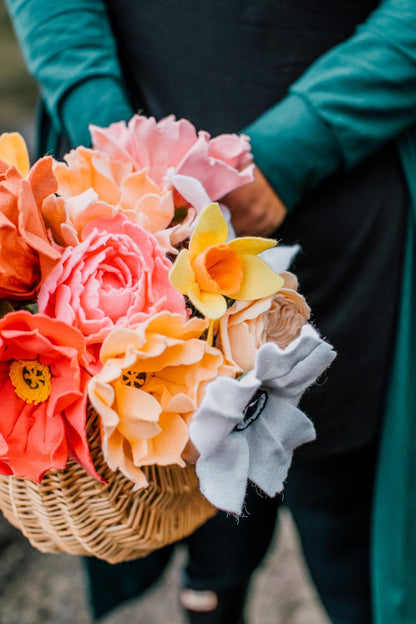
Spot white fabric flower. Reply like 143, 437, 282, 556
190, 324, 336, 515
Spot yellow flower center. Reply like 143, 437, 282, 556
9, 360, 52, 405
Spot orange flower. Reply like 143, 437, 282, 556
217, 272, 311, 371
0, 311, 99, 482
54, 146, 132, 205
88, 312, 236, 488
0, 132, 30, 177
0, 157, 62, 300
52, 147, 176, 250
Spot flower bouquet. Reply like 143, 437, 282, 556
0, 117, 335, 563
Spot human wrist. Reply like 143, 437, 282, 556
244, 93, 344, 209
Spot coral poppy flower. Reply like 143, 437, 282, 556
88, 312, 236, 488
169, 203, 284, 319
0, 132, 30, 177
0, 157, 62, 300
0, 311, 99, 482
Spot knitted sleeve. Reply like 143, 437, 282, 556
244, 0, 416, 208
6, 0, 134, 147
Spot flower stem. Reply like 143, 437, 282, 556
207, 319, 215, 346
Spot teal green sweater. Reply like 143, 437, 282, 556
5, 0, 416, 207
6, 0, 416, 621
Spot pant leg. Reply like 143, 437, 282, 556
181, 485, 281, 624
284, 439, 379, 624
84, 544, 175, 620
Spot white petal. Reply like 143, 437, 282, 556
190, 375, 259, 456
196, 434, 250, 515
246, 396, 316, 496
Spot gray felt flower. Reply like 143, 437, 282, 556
190, 324, 336, 514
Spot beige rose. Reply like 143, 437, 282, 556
217, 271, 311, 371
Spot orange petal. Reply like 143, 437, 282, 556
0, 132, 30, 177
193, 244, 243, 296
138, 411, 188, 466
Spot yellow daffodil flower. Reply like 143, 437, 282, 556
0, 132, 30, 177
169, 203, 284, 319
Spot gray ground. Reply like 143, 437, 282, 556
0, 510, 330, 624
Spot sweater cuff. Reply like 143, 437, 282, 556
60, 76, 135, 148
244, 93, 345, 209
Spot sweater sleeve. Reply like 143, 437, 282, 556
244, 0, 416, 209
5, 0, 135, 147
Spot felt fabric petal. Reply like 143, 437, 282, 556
233, 255, 284, 300
169, 249, 195, 293
227, 237, 276, 256
245, 396, 316, 497
164, 170, 212, 213
177, 134, 254, 201
114, 382, 162, 423
191, 322, 335, 514
0, 132, 30, 177
196, 434, 250, 514
190, 375, 260, 456
138, 411, 188, 467
187, 283, 227, 319
189, 203, 228, 259
259, 245, 301, 274
254, 326, 337, 403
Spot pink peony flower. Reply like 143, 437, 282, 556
90, 115, 254, 205
38, 213, 187, 371
0, 310, 99, 482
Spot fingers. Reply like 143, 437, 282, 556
221, 165, 287, 237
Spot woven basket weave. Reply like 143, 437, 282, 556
0, 406, 216, 563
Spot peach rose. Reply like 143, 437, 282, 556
38, 214, 187, 371
88, 312, 236, 488
0, 158, 62, 300
52, 147, 178, 251
217, 272, 311, 371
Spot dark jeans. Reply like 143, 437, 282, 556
84, 485, 280, 621
85, 439, 379, 624
284, 438, 379, 624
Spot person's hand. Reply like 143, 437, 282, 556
222, 165, 287, 237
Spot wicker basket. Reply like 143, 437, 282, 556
0, 407, 216, 564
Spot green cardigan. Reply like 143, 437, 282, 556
6, 0, 416, 620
